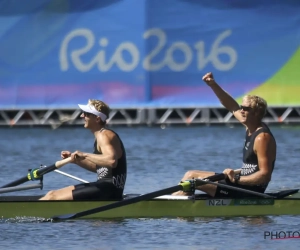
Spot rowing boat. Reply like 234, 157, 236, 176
1, 160, 299, 221
0, 189, 299, 219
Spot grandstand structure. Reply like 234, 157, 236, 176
1, 106, 300, 128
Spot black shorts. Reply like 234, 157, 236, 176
214, 177, 266, 198
72, 179, 123, 201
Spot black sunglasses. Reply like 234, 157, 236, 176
83, 111, 94, 117
240, 105, 252, 112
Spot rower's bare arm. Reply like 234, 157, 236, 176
59, 150, 97, 172
202, 72, 244, 123
238, 133, 275, 185
255, 133, 275, 183
74, 159, 98, 173
83, 131, 122, 168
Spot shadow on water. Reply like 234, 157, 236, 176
0, 216, 129, 225
174, 215, 275, 225
240, 216, 275, 225
0, 215, 275, 226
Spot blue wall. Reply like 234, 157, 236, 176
0, 0, 299, 108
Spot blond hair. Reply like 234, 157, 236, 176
242, 95, 267, 120
88, 99, 110, 119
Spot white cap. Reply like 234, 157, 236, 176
78, 104, 107, 122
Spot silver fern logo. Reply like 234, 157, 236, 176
241, 163, 258, 175
97, 167, 109, 179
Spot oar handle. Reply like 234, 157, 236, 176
233, 169, 242, 174
55, 157, 73, 169
204, 169, 242, 182
37, 157, 73, 176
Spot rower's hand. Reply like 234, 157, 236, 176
61, 151, 71, 159
202, 72, 216, 86
223, 168, 235, 183
71, 150, 87, 162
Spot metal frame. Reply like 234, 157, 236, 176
0, 183, 43, 194
1, 106, 300, 127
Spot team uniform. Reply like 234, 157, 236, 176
214, 123, 276, 198
72, 129, 127, 200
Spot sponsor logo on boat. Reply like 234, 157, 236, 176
206, 199, 232, 206
220, 190, 228, 195
264, 231, 300, 240
234, 199, 274, 206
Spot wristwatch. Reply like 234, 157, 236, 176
234, 174, 240, 184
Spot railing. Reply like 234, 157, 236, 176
1, 106, 300, 128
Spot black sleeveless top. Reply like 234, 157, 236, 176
93, 129, 127, 191
241, 123, 276, 189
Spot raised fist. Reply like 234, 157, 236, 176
202, 72, 215, 86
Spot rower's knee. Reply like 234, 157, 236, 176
182, 170, 214, 181
42, 190, 57, 200
183, 170, 196, 180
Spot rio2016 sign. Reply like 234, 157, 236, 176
60, 28, 237, 73
1, 0, 299, 108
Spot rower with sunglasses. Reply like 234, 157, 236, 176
173, 72, 276, 198
40, 99, 127, 201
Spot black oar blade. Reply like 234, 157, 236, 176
52, 185, 183, 221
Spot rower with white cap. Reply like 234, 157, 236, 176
40, 99, 127, 201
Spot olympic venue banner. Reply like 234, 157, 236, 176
0, 0, 299, 108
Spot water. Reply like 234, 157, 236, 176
1, 125, 300, 249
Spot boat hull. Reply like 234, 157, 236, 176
1, 192, 300, 219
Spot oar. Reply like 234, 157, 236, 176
1, 157, 72, 188
51, 171, 235, 221
197, 179, 274, 198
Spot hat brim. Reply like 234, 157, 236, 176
78, 104, 107, 122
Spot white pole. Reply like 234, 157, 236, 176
54, 169, 89, 183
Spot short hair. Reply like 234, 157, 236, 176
242, 95, 267, 120
88, 99, 110, 120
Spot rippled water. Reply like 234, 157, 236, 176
1, 125, 300, 249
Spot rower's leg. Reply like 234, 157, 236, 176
172, 170, 218, 197
39, 185, 75, 200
